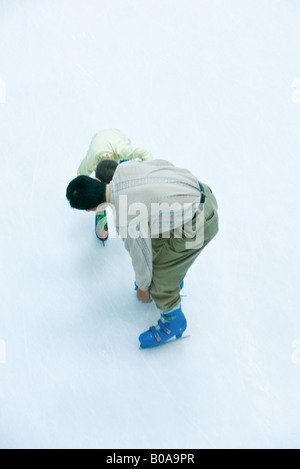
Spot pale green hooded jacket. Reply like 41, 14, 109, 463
77, 129, 152, 176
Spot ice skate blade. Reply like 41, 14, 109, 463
139, 334, 190, 350
96, 236, 107, 246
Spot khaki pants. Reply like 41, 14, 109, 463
150, 184, 219, 312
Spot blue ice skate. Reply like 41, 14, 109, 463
139, 305, 187, 348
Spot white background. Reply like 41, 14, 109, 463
0, 0, 300, 449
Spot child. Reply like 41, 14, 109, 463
77, 129, 152, 243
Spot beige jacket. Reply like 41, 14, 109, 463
77, 129, 153, 176
109, 160, 204, 290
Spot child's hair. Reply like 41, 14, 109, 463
96, 159, 118, 183
66, 176, 106, 210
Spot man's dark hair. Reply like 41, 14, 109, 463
66, 176, 106, 210
95, 159, 118, 183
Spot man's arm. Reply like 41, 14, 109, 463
136, 288, 151, 303
122, 233, 153, 292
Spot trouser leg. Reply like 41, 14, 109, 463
150, 235, 202, 311
150, 185, 219, 312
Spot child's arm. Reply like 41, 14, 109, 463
122, 146, 153, 162
77, 132, 99, 176
131, 147, 153, 161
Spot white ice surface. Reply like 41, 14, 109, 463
0, 0, 300, 449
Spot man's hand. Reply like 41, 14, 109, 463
137, 288, 152, 303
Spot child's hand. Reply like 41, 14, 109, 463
137, 288, 152, 303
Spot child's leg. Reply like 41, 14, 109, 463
95, 210, 108, 244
